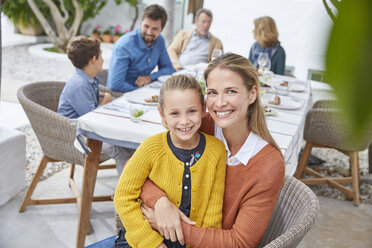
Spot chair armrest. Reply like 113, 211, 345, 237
99, 85, 123, 99
312, 100, 338, 109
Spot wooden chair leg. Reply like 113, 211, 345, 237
70, 164, 75, 180
349, 152, 360, 206
295, 142, 313, 179
19, 155, 50, 212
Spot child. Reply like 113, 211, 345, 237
58, 35, 134, 174
114, 75, 227, 248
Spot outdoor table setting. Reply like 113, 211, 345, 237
73, 66, 312, 247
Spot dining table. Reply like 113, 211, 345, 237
74, 70, 312, 247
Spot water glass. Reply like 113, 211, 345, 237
211, 49, 222, 61
257, 52, 271, 73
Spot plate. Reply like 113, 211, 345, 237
290, 84, 306, 92
261, 94, 304, 110
271, 77, 306, 92
124, 88, 160, 106
158, 75, 171, 83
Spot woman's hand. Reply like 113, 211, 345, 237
152, 197, 195, 245
157, 243, 167, 248
141, 204, 159, 232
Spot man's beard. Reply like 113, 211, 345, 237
143, 34, 156, 45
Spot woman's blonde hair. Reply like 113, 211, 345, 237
204, 53, 281, 153
159, 74, 204, 111
254, 16, 279, 48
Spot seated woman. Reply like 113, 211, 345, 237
248, 16, 286, 75
140, 53, 285, 247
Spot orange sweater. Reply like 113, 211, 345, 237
141, 115, 285, 247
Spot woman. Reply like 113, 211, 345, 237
140, 53, 285, 247
248, 16, 286, 75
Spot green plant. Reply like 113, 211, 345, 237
2, 0, 49, 27
3, 0, 139, 52
103, 27, 112, 35
324, 0, 372, 137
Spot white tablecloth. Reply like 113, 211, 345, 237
77, 75, 312, 176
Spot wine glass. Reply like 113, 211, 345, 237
257, 52, 271, 73
211, 49, 222, 61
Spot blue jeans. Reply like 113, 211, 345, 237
85, 235, 116, 248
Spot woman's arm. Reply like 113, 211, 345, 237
181, 158, 285, 248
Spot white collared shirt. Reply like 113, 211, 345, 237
214, 125, 268, 166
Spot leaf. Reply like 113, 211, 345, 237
326, 0, 372, 138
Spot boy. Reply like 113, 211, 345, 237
58, 36, 134, 174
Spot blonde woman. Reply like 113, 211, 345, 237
248, 16, 286, 75
140, 53, 285, 247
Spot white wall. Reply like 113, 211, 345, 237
204, 0, 333, 79
82, 0, 185, 39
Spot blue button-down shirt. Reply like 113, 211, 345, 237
107, 28, 175, 93
179, 31, 210, 68
58, 68, 100, 119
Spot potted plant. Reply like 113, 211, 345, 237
91, 25, 102, 40
113, 24, 123, 43
102, 27, 113, 43
2, 0, 48, 35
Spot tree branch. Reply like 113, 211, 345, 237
323, 0, 336, 23
58, 0, 69, 23
69, 0, 84, 38
130, 4, 139, 31
27, 0, 59, 45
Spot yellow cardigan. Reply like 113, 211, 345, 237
167, 29, 224, 70
114, 131, 226, 248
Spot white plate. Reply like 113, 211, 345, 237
290, 84, 306, 92
271, 77, 306, 92
261, 94, 304, 110
124, 88, 160, 106
158, 75, 171, 83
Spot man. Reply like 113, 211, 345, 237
167, 8, 223, 71
107, 4, 175, 93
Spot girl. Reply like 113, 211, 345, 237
140, 53, 285, 247
114, 75, 227, 248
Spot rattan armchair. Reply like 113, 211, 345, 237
17, 81, 115, 212
295, 100, 372, 206
258, 176, 320, 248
97, 69, 123, 98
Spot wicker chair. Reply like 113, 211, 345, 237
294, 100, 372, 206
17, 81, 115, 212
258, 176, 320, 248
97, 69, 123, 98
114, 177, 319, 247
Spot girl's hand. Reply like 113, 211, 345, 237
153, 197, 195, 245
157, 243, 167, 248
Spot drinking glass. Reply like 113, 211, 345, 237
211, 49, 222, 61
257, 52, 271, 73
